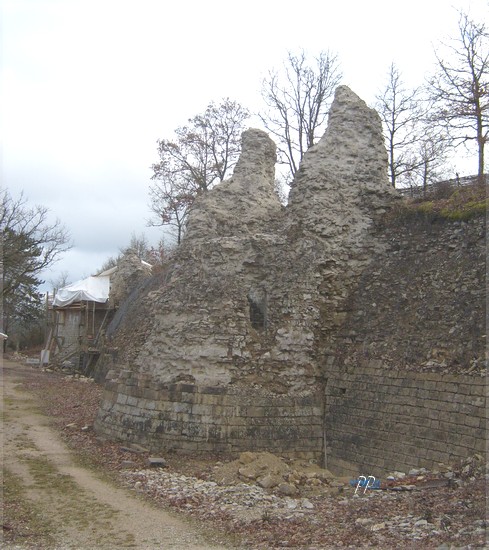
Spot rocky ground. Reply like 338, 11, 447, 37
4, 357, 487, 549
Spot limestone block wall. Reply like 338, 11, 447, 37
94, 369, 324, 458
325, 362, 486, 476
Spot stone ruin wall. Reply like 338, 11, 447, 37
324, 213, 486, 475
94, 86, 486, 474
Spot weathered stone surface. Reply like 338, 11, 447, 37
100, 88, 398, 394
109, 252, 152, 308
333, 216, 485, 370
277, 482, 298, 496
257, 474, 282, 489
288, 85, 398, 240
147, 457, 167, 468
325, 362, 486, 476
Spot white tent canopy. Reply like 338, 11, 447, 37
52, 268, 116, 308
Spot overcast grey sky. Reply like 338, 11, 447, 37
2, 0, 487, 289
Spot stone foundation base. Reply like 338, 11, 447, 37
94, 369, 324, 459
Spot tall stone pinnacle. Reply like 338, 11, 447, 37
287, 85, 399, 240
184, 128, 282, 240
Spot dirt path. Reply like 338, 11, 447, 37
2, 360, 231, 549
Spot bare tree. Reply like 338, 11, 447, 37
149, 98, 249, 242
146, 237, 174, 269
120, 232, 151, 260
259, 50, 342, 181
403, 129, 452, 192
49, 271, 70, 292
428, 11, 488, 183
148, 168, 193, 244
375, 63, 426, 187
96, 232, 157, 274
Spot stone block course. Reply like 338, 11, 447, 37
94, 380, 324, 459
325, 361, 486, 474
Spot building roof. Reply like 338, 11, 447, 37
52, 273, 111, 307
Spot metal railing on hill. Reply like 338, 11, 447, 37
398, 174, 487, 199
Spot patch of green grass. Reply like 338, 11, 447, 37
395, 182, 487, 222
25, 455, 79, 493
13, 431, 39, 451
20, 454, 137, 547
440, 198, 488, 220
3, 467, 57, 548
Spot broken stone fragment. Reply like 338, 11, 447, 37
414, 519, 429, 527
355, 517, 373, 526
277, 482, 298, 496
306, 478, 321, 486
238, 466, 258, 480
329, 480, 344, 487
315, 470, 335, 482
408, 468, 427, 476
257, 474, 282, 489
147, 457, 167, 468
286, 499, 297, 509
238, 451, 257, 464
120, 444, 149, 454
130, 443, 150, 453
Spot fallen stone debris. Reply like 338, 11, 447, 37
120, 451, 487, 549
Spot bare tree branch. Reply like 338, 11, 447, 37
375, 63, 427, 187
1, 189, 72, 337
427, 11, 488, 181
1, 190, 72, 298
259, 50, 342, 183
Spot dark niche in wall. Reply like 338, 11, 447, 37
248, 288, 267, 330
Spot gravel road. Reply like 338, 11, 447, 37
2, 360, 231, 549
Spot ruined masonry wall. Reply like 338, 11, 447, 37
325, 363, 486, 476
94, 88, 486, 473
95, 370, 323, 458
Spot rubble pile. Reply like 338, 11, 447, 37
119, 452, 487, 547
